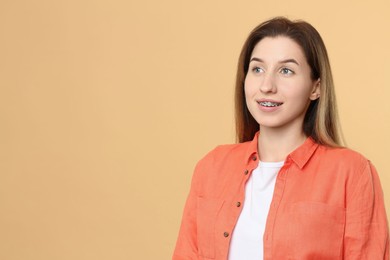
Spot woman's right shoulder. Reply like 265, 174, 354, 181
190, 141, 253, 190
196, 141, 253, 168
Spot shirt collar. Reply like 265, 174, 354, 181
245, 131, 319, 169
288, 136, 319, 169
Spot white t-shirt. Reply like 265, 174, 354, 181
228, 161, 284, 260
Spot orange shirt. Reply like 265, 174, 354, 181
173, 133, 389, 260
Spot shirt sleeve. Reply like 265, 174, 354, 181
172, 191, 198, 260
172, 151, 212, 260
344, 160, 389, 259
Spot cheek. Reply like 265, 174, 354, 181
283, 79, 313, 99
244, 76, 256, 97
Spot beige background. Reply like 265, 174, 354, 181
0, 0, 389, 259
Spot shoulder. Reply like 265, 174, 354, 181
191, 141, 252, 182
318, 145, 369, 166
315, 145, 376, 182
320, 147, 385, 209
197, 141, 252, 166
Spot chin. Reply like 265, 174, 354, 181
257, 121, 284, 129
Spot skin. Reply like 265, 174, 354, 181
244, 36, 320, 162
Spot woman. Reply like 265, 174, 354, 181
173, 17, 389, 260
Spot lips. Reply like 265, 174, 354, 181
259, 101, 283, 107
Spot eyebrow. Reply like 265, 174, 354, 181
250, 57, 300, 66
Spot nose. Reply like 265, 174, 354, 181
259, 73, 277, 93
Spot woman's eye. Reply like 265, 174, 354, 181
280, 68, 294, 75
252, 67, 263, 73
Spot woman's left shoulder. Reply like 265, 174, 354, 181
320, 145, 371, 164
316, 145, 377, 176
316, 145, 383, 196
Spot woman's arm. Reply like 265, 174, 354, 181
172, 191, 198, 260
344, 160, 389, 259
172, 152, 211, 260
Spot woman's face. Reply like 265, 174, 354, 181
244, 36, 320, 133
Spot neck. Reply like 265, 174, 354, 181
258, 127, 307, 162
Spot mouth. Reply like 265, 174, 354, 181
258, 101, 283, 107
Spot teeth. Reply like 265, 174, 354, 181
259, 101, 282, 107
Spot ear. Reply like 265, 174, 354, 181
309, 79, 321, 101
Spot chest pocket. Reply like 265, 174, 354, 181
285, 201, 346, 259
197, 197, 225, 259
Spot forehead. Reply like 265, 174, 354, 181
251, 36, 306, 62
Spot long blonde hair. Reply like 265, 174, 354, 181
235, 17, 343, 147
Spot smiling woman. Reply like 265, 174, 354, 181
172, 17, 389, 260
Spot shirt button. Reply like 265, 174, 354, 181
223, 232, 229, 237
244, 169, 249, 175
236, 202, 241, 207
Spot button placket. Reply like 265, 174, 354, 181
264, 165, 290, 256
